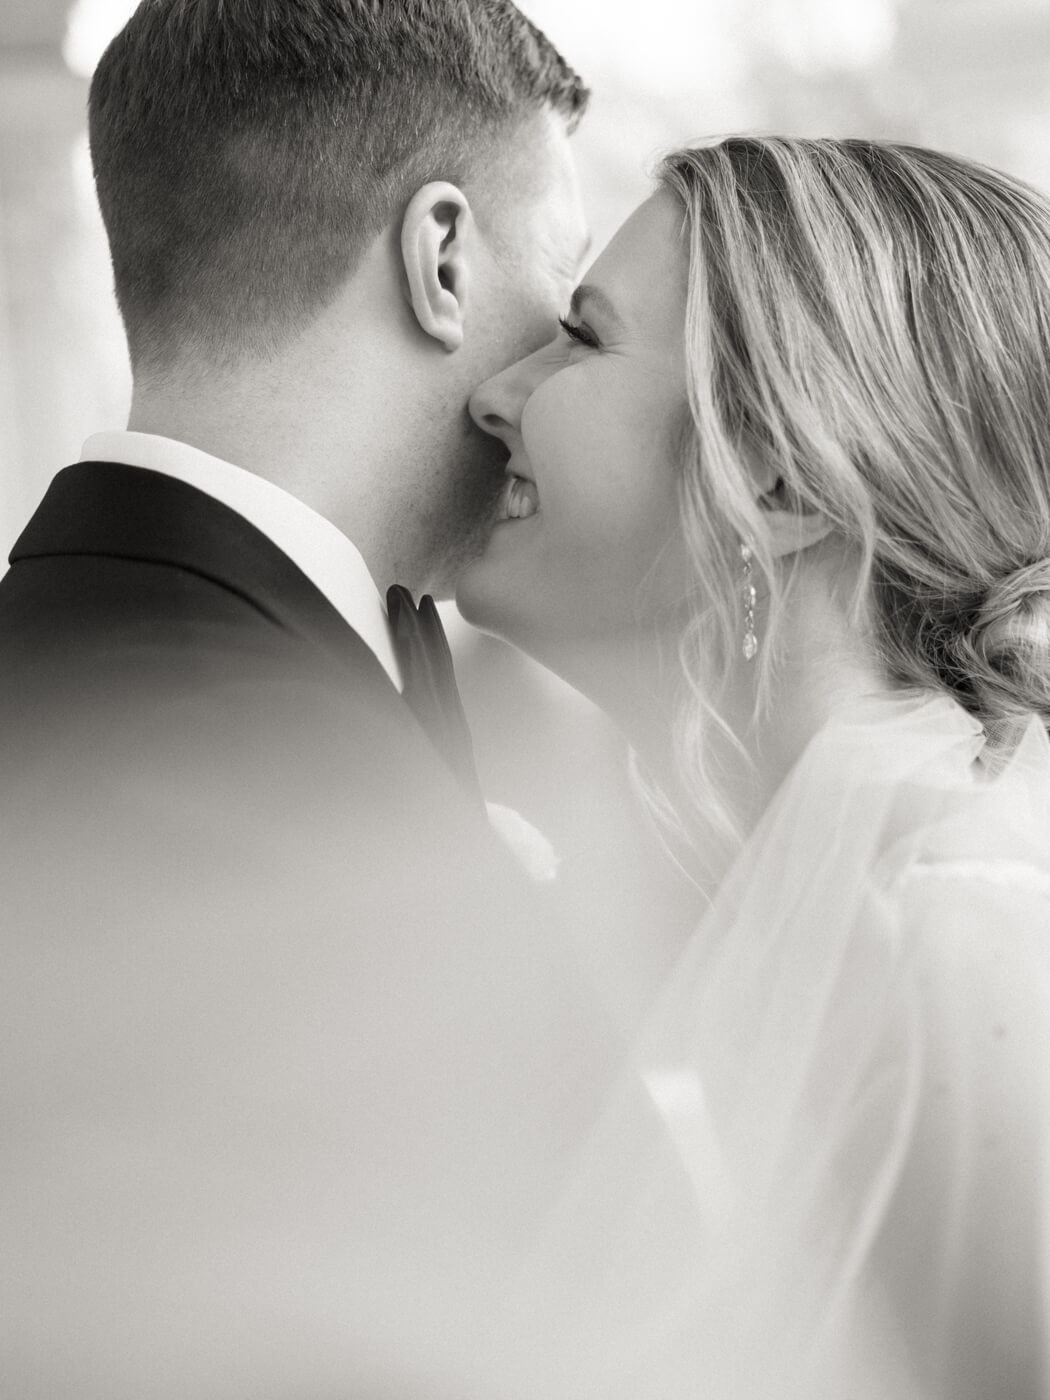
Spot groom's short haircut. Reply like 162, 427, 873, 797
88, 0, 588, 373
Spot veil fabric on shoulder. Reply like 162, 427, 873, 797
502, 692, 1050, 1400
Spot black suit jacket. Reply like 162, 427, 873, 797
0, 460, 416, 745
0, 460, 492, 854
0, 460, 629, 1396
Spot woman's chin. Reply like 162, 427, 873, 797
456, 523, 615, 693
454, 542, 530, 645
454, 526, 561, 667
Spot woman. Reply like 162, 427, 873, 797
458, 139, 1050, 1397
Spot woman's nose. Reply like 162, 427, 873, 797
468, 347, 548, 442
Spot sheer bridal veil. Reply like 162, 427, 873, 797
500, 692, 1050, 1400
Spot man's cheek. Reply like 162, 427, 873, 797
514, 290, 563, 360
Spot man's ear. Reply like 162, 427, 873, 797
400, 182, 473, 352
758, 477, 835, 558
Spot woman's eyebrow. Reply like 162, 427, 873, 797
570, 283, 625, 330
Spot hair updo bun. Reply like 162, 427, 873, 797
954, 559, 1050, 727
656, 136, 1050, 851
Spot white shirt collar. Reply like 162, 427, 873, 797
80, 431, 402, 692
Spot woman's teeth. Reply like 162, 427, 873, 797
501, 475, 539, 521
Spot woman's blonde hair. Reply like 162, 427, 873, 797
657, 137, 1050, 852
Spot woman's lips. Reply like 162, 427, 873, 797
497, 473, 539, 521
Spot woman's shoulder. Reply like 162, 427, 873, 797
887, 847, 1050, 1056
891, 846, 1050, 975
835, 698, 1050, 977
867, 851, 1050, 1397
898, 855, 1050, 900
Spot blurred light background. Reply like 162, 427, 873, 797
2, 0, 1049, 1022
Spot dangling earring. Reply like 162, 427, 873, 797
741, 541, 758, 661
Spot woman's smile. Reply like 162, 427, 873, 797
457, 189, 692, 666
497, 471, 540, 522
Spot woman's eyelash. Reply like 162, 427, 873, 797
558, 316, 599, 349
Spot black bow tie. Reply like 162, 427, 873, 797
386, 585, 481, 802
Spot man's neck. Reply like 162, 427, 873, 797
127, 384, 395, 586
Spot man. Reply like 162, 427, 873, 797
0, 3, 623, 1394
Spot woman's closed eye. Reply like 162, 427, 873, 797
558, 315, 600, 350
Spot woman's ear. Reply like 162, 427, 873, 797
400, 182, 473, 352
758, 477, 835, 558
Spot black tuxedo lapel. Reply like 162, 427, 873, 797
9, 460, 393, 690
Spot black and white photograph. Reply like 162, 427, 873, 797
2, 1, 1049, 1395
